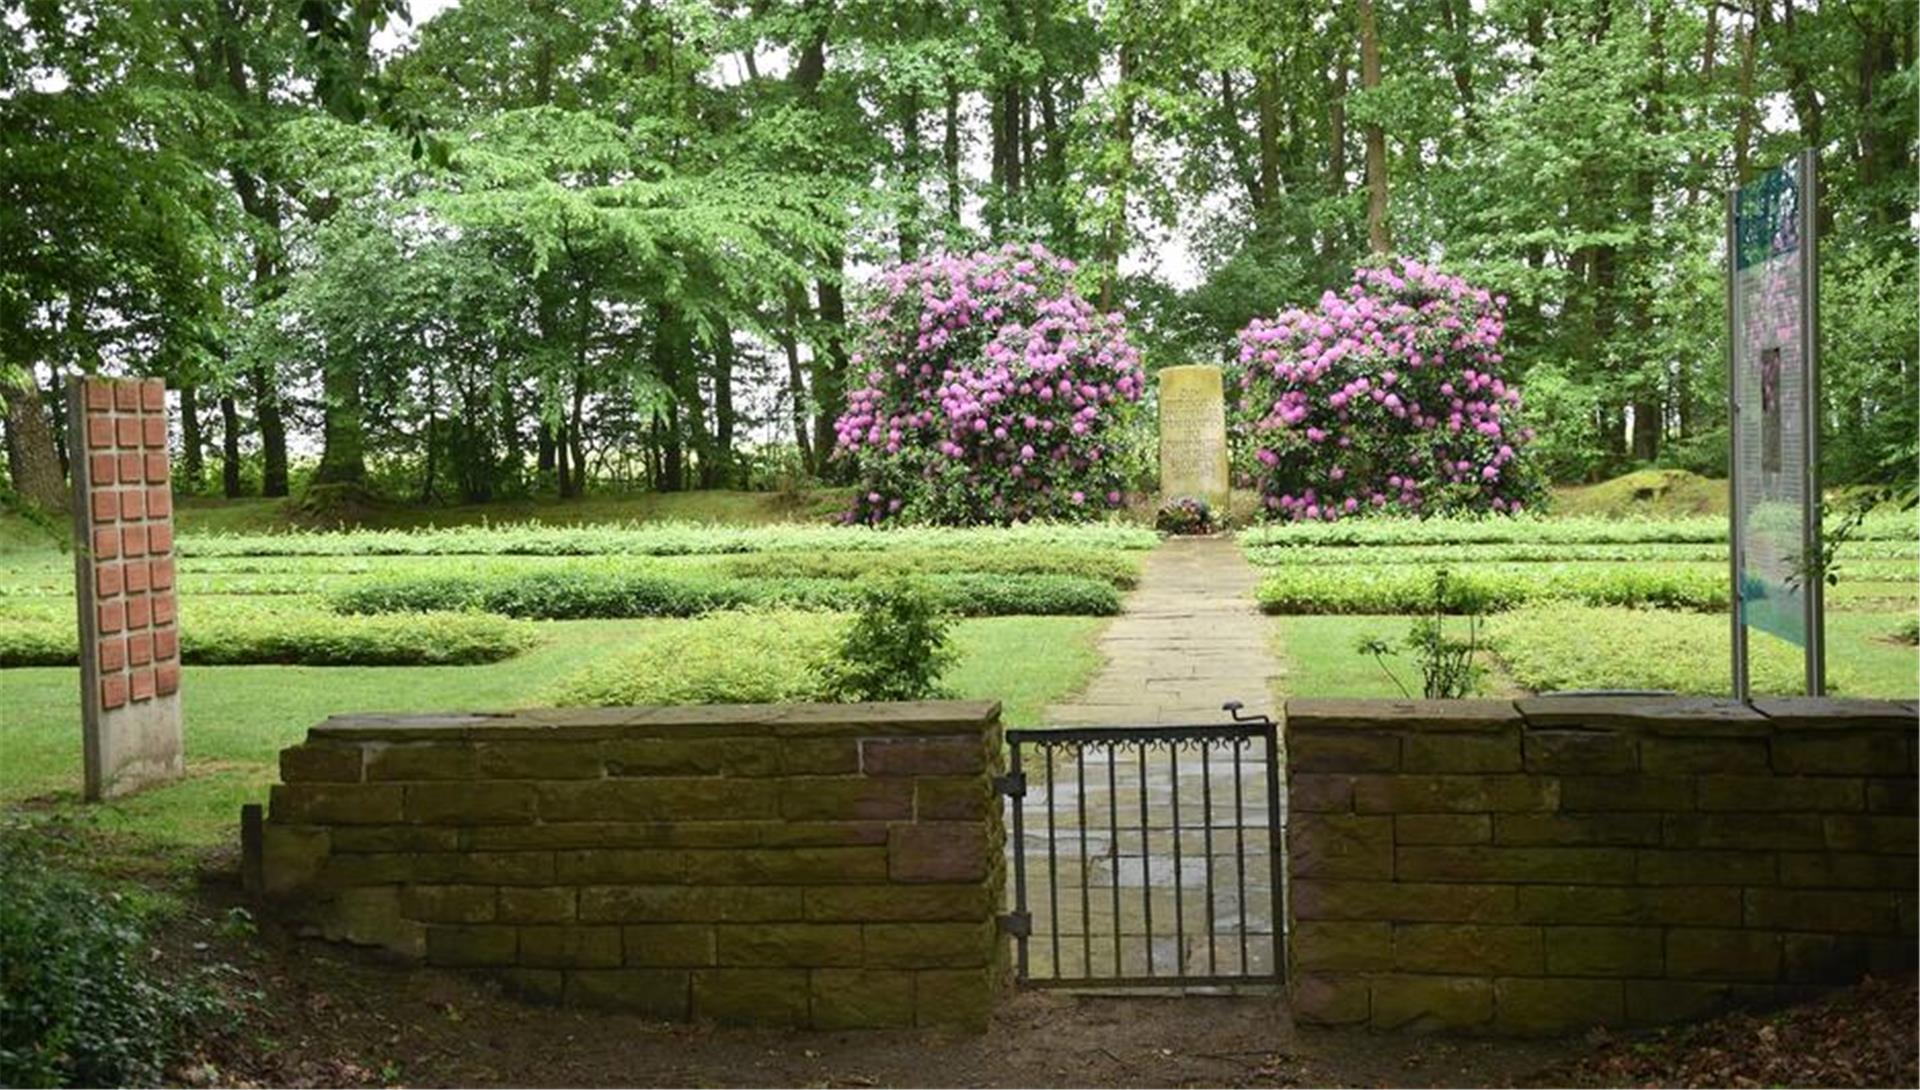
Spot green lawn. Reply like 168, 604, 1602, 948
0, 615, 1106, 852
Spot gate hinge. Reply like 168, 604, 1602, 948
992, 771, 1026, 798
997, 911, 1032, 938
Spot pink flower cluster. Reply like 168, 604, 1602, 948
1228, 258, 1542, 521
834, 244, 1145, 525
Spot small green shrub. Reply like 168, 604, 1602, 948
1893, 616, 1919, 646
1256, 563, 1727, 615
547, 612, 845, 705
823, 579, 958, 702
1355, 570, 1486, 698
0, 834, 225, 1087
0, 603, 536, 667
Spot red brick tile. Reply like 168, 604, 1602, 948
126, 594, 152, 628
97, 600, 125, 633
152, 595, 176, 625
117, 452, 142, 482
149, 557, 174, 590
144, 452, 169, 483
146, 487, 171, 518
142, 417, 165, 447
155, 663, 180, 696
116, 417, 140, 446
90, 490, 118, 522
130, 668, 155, 702
99, 637, 126, 672
101, 674, 128, 709
89, 453, 116, 485
91, 528, 118, 560
147, 524, 173, 554
124, 561, 150, 593
87, 417, 114, 448
120, 525, 146, 557
114, 381, 140, 411
85, 380, 113, 411
140, 379, 164, 411
128, 631, 153, 667
153, 626, 178, 662
95, 563, 123, 597
120, 489, 146, 519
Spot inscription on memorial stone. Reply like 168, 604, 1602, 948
1157, 365, 1231, 510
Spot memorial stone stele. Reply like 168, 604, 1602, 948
1156, 365, 1231, 511
68, 376, 185, 800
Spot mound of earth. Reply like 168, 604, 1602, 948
1554, 469, 1727, 518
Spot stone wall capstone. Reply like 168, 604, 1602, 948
254, 701, 1007, 1030
1284, 696, 1918, 1035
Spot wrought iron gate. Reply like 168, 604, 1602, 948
999, 707, 1284, 988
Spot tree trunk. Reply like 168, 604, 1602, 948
537, 422, 556, 475
1098, 35, 1136, 310
252, 365, 288, 497
899, 87, 923, 259
1326, 51, 1349, 260
1254, 61, 1282, 232
180, 385, 205, 492
2, 373, 67, 513
811, 259, 850, 471
783, 293, 816, 471
220, 392, 243, 498
709, 324, 737, 489
314, 356, 366, 486
943, 78, 963, 224
1359, 0, 1390, 255
1732, 1, 1761, 185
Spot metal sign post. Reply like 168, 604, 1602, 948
1727, 150, 1825, 700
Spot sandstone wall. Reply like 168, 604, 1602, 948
1285, 696, 1918, 1035
255, 702, 1006, 1029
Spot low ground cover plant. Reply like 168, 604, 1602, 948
1256, 562, 1726, 614
0, 601, 536, 667
172, 520, 1161, 558
0, 830, 225, 1087
1239, 511, 1913, 548
547, 612, 845, 706
1484, 604, 1865, 695
329, 568, 1122, 619
1247, 540, 1918, 566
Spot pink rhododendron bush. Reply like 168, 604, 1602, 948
835, 244, 1146, 525
1228, 258, 1543, 521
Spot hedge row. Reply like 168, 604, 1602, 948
1247, 540, 1918, 566
0, 604, 537, 668
1255, 563, 1728, 615
329, 568, 1123, 619
1483, 604, 1855, 696
1239, 511, 1913, 548
547, 611, 845, 706
178, 520, 1160, 558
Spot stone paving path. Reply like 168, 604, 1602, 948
1010, 535, 1285, 986
1047, 534, 1282, 725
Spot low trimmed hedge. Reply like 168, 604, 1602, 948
1255, 563, 1728, 615
1239, 511, 1913, 549
0, 603, 537, 667
179, 520, 1161, 558
328, 568, 1123, 619
547, 611, 846, 706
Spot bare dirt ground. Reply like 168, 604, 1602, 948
173, 867, 1578, 1089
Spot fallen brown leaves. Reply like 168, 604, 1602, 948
1543, 975, 1918, 1089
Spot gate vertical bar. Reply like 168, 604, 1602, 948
1232, 740, 1248, 972
1077, 746, 1091, 978
1107, 743, 1122, 977
1008, 734, 1029, 980
1169, 743, 1186, 976
1202, 739, 1217, 976
1045, 746, 1059, 975
1137, 741, 1153, 976
1264, 721, 1286, 982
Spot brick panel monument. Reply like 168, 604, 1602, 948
67, 376, 184, 800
